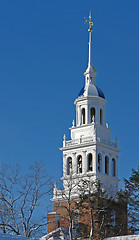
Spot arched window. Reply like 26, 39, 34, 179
98, 153, 102, 172
105, 156, 109, 174
56, 213, 60, 229
111, 210, 116, 226
67, 157, 72, 175
82, 108, 85, 124
90, 107, 95, 123
88, 153, 93, 171
112, 158, 116, 177
100, 109, 103, 125
72, 209, 79, 229
77, 155, 82, 174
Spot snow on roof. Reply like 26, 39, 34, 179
0, 233, 34, 240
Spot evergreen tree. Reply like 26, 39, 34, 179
77, 179, 128, 240
124, 167, 139, 234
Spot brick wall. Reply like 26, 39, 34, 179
47, 212, 60, 233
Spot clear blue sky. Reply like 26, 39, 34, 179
0, 0, 138, 189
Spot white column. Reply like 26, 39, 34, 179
93, 150, 96, 173
82, 151, 87, 173
72, 153, 77, 174
88, 105, 90, 123
116, 156, 118, 178
102, 152, 105, 174
76, 107, 78, 126
63, 154, 67, 177
78, 106, 82, 126
86, 104, 89, 124
97, 108, 100, 124
103, 106, 105, 126
109, 155, 112, 176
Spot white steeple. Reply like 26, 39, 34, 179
84, 12, 97, 86
52, 13, 120, 202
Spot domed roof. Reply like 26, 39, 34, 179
78, 84, 105, 99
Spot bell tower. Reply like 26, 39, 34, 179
46, 14, 126, 237
52, 13, 121, 198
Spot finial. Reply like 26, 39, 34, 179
84, 12, 93, 67
84, 12, 96, 86
84, 12, 93, 32
72, 120, 75, 127
63, 134, 66, 141
106, 121, 109, 128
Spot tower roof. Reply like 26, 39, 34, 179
78, 12, 105, 99
78, 85, 105, 98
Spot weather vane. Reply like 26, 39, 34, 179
84, 12, 93, 32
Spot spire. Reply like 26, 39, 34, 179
84, 12, 97, 86
88, 12, 93, 67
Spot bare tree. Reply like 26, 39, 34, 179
0, 161, 53, 238
77, 178, 107, 239
54, 169, 80, 240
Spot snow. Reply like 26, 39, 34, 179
0, 233, 34, 240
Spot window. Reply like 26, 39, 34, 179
88, 153, 93, 171
100, 109, 103, 125
82, 108, 85, 124
105, 156, 109, 174
111, 210, 116, 226
112, 158, 116, 177
77, 155, 82, 174
67, 157, 72, 175
72, 209, 79, 229
98, 153, 102, 172
90, 107, 95, 123
56, 213, 60, 229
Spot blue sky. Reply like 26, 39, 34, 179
0, 0, 138, 191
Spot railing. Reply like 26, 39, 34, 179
97, 137, 117, 148
64, 136, 117, 148
64, 136, 94, 147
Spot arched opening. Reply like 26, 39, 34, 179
77, 155, 82, 174
111, 210, 116, 226
90, 107, 95, 123
100, 109, 103, 125
105, 156, 109, 175
98, 153, 102, 172
82, 108, 85, 124
67, 157, 72, 175
72, 209, 79, 229
112, 158, 116, 177
88, 153, 93, 171
56, 213, 60, 229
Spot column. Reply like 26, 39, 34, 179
116, 156, 118, 178
97, 107, 100, 124
93, 150, 96, 173
76, 107, 78, 126
86, 104, 89, 124
102, 152, 105, 174
78, 106, 82, 126
72, 152, 77, 175
103, 106, 105, 126
109, 155, 112, 176
82, 151, 87, 173
63, 154, 67, 177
